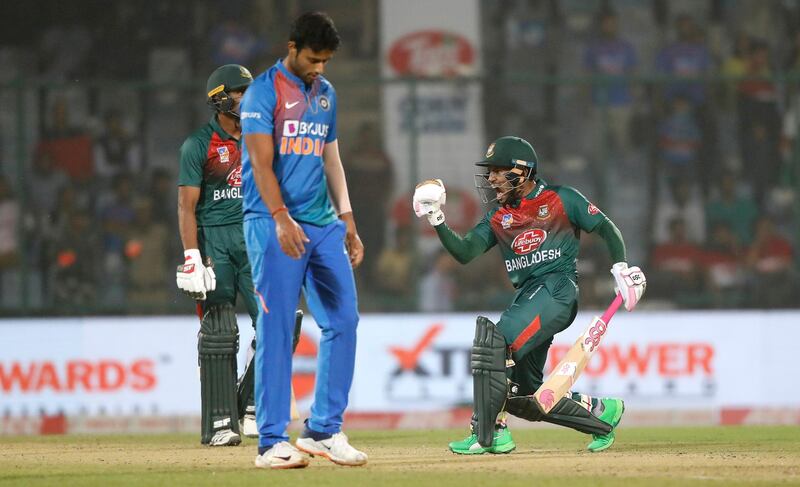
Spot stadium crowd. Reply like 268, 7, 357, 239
0, 0, 797, 314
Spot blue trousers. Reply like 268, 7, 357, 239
244, 217, 359, 448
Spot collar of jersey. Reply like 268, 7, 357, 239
524, 179, 547, 200
209, 115, 235, 141
276, 58, 312, 92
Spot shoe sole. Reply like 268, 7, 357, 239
490, 442, 517, 454
254, 457, 310, 469
208, 438, 242, 447
295, 442, 367, 466
449, 447, 489, 455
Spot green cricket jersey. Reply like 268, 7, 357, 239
462, 179, 608, 288
178, 116, 243, 226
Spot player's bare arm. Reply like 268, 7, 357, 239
178, 185, 201, 250
244, 132, 309, 259
323, 140, 363, 268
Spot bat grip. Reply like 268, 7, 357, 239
600, 294, 624, 324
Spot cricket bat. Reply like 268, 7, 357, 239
533, 294, 624, 414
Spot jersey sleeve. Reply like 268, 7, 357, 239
325, 85, 337, 143
470, 210, 498, 248
558, 186, 608, 233
177, 135, 206, 187
241, 79, 276, 135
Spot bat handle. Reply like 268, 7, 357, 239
601, 294, 624, 324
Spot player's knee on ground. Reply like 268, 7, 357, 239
198, 304, 241, 444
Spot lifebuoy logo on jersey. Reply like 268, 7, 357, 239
506, 229, 561, 272
279, 120, 328, 157
512, 229, 547, 255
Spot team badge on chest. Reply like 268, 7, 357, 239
217, 146, 230, 163
537, 204, 550, 219
501, 213, 514, 229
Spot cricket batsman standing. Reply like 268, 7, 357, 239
413, 136, 646, 454
176, 64, 260, 446
240, 12, 367, 469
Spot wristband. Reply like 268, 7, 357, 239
271, 206, 289, 218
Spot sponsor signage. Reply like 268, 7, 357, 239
1, 311, 798, 417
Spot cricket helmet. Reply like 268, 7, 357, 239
474, 136, 538, 204
206, 64, 253, 118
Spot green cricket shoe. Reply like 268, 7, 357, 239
448, 427, 516, 455
587, 398, 625, 452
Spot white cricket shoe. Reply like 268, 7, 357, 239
208, 428, 241, 446
254, 441, 310, 469
242, 412, 259, 438
295, 431, 368, 466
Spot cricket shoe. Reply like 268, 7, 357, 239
254, 441, 310, 469
587, 398, 625, 452
241, 406, 258, 438
448, 426, 516, 455
208, 428, 241, 446
295, 430, 368, 466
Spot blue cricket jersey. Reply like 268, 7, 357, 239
240, 59, 338, 226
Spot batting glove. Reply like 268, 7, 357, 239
610, 262, 646, 311
413, 179, 446, 226
176, 249, 217, 300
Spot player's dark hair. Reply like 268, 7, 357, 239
290, 11, 341, 53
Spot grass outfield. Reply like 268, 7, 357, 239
1, 426, 799, 486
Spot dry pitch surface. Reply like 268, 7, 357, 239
1, 426, 799, 486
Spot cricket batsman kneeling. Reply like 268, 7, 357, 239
412, 136, 646, 454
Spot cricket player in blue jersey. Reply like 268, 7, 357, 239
240, 12, 367, 469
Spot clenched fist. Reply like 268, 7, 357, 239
413, 179, 446, 226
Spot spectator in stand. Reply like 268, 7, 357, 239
346, 123, 394, 286
52, 209, 101, 311
93, 110, 142, 182
418, 250, 458, 312
700, 221, 745, 308
745, 216, 794, 308
658, 95, 702, 185
125, 196, 170, 310
650, 217, 705, 305
720, 33, 751, 108
737, 39, 781, 206
655, 14, 713, 108
653, 179, 706, 244
583, 9, 638, 155
655, 13, 716, 194
0, 175, 20, 304
210, 19, 267, 69
374, 225, 414, 310
98, 173, 136, 308
705, 170, 759, 246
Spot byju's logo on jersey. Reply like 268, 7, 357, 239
501, 214, 513, 229
217, 146, 230, 163
511, 229, 547, 255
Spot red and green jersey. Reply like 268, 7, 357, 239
177, 116, 243, 226
469, 180, 608, 288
